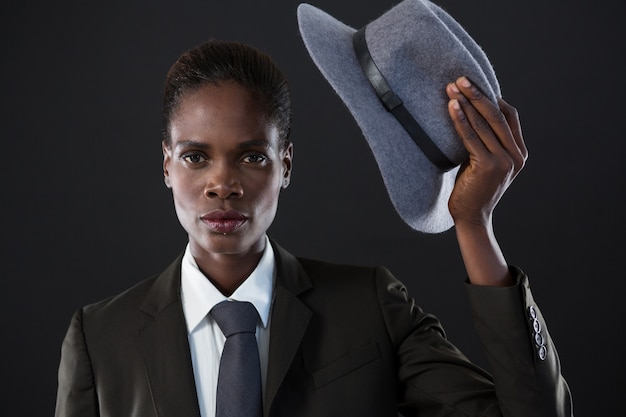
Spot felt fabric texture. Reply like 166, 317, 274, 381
297, 0, 500, 233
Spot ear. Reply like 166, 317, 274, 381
281, 141, 293, 189
162, 140, 172, 188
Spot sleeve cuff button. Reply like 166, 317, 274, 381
534, 332, 545, 346
538, 345, 547, 361
532, 318, 541, 333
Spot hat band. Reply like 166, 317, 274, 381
353, 27, 457, 172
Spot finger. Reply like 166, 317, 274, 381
453, 77, 512, 152
447, 81, 502, 156
447, 97, 490, 159
498, 97, 528, 162
453, 77, 518, 158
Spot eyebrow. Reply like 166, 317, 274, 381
237, 140, 271, 150
175, 139, 271, 150
175, 140, 209, 150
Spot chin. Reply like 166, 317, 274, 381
195, 233, 262, 257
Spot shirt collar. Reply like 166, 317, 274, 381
181, 235, 275, 334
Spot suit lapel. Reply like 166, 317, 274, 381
264, 241, 313, 417
135, 243, 312, 417
138, 255, 202, 417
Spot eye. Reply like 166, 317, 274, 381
182, 153, 207, 164
242, 153, 267, 164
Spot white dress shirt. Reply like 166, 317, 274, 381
181, 235, 275, 417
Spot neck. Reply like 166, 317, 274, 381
191, 241, 266, 297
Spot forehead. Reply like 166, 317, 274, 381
169, 81, 279, 146
175, 81, 261, 124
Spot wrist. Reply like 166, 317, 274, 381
454, 217, 513, 286
453, 214, 492, 235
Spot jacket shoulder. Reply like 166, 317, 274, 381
82, 273, 160, 316
79, 253, 183, 329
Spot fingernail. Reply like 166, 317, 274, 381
459, 76, 471, 88
449, 83, 460, 93
450, 99, 460, 110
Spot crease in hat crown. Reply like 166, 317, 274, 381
297, 0, 500, 233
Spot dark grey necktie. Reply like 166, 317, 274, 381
211, 300, 263, 417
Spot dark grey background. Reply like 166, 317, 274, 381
2, 0, 623, 415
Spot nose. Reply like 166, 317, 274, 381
204, 161, 243, 200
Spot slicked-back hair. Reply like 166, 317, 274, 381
162, 40, 292, 147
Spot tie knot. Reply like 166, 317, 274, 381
210, 300, 259, 337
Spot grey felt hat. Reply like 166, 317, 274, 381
297, 0, 500, 233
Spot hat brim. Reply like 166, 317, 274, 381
297, 3, 459, 233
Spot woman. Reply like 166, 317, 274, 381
55, 40, 572, 417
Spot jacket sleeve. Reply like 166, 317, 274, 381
374, 265, 573, 417
55, 308, 99, 417
465, 266, 573, 417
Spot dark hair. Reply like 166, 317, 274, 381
162, 40, 292, 147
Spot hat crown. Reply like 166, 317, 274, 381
364, 0, 500, 162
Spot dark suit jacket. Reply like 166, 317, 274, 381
55, 241, 572, 416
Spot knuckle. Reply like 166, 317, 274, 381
455, 107, 468, 122
472, 117, 491, 133
499, 158, 514, 173
489, 107, 506, 123
489, 156, 514, 175
502, 103, 519, 120
468, 86, 484, 101
512, 153, 526, 170
481, 158, 499, 173
461, 127, 480, 142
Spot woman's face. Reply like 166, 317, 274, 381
162, 81, 292, 261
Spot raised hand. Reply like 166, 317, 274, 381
445, 76, 528, 286
446, 76, 528, 227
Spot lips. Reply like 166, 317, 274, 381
200, 209, 248, 234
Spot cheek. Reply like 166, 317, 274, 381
247, 172, 282, 210
256, 170, 283, 194
169, 174, 202, 209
